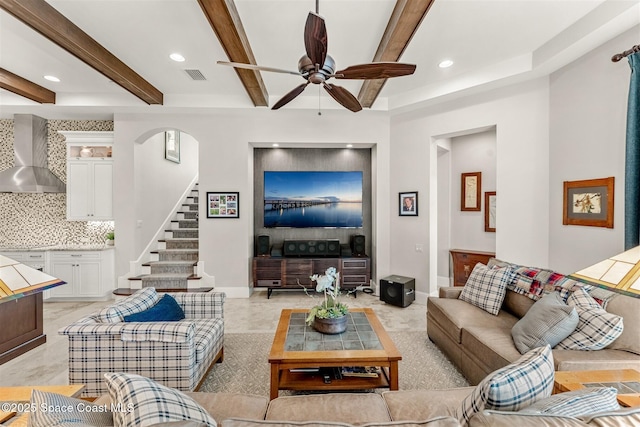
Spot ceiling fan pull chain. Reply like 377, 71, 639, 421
318, 84, 322, 116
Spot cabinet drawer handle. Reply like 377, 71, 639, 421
464, 264, 471, 277
71, 255, 82, 257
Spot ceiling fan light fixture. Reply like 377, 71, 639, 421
44, 75, 60, 82
170, 53, 186, 62
346, 144, 353, 148
272, 143, 279, 147
438, 59, 454, 68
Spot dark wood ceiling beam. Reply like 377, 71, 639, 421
197, 0, 268, 107
0, 68, 55, 103
0, 0, 163, 105
358, 0, 435, 108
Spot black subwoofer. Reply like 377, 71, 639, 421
380, 275, 415, 307
351, 234, 366, 256
256, 235, 270, 256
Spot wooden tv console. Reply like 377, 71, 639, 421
253, 256, 370, 298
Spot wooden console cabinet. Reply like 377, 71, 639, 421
253, 257, 370, 298
450, 249, 495, 287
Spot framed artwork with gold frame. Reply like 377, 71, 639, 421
562, 177, 614, 228
484, 191, 496, 232
461, 172, 481, 211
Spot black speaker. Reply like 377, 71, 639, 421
351, 235, 366, 256
256, 235, 270, 256
380, 275, 415, 307
283, 240, 327, 257
326, 239, 341, 256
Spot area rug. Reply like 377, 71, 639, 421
199, 331, 469, 396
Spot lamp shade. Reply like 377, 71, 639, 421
569, 246, 640, 297
0, 254, 65, 303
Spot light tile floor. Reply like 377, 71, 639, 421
0, 289, 426, 387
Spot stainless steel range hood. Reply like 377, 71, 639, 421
0, 114, 66, 193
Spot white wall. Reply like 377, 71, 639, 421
134, 131, 198, 256
450, 130, 497, 252
113, 109, 391, 297
548, 26, 637, 274
436, 142, 451, 283
391, 78, 550, 297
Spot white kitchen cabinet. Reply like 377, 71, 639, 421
47, 250, 114, 300
66, 160, 113, 220
59, 131, 114, 221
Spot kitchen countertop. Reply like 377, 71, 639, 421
0, 244, 114, 251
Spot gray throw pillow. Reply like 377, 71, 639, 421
29, 389, 114, 427
511, 292, 579, 354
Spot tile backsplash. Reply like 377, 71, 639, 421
0, 119, 115, 247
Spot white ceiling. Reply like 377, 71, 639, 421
0, 0, 638, 119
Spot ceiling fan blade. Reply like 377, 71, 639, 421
334, 63, 416, 79
271, 82, 310, 110
304, 12, 327, 69
322, 83, 362, 112
217, 61, 301, 76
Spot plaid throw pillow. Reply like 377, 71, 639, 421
556, 287, 624, 350
98, 287, 160, 323
520, 387, 620, 417
459, 264, 516, 315
29, 389, 114, 427
104, 373, 216, 427
455, 345, 554, 426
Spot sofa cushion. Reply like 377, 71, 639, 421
579, 406, 640, 426
605, 292, 640, 355
224, 419, 461, 427
468, 411, 590, 427
104, 373, 216, 427
124, 294, 185, 322
427, 297, 517, 345
556, 288, 624, 351
519, 387, 619, 417
455, 345, 554, 426
501, 290, 535, 319
511, 292, 579, 354
185, 392, 269, 424
460, 326, 523, 375
459, 264, 515, 315
28, 389, 114, 427
265, 394, 391, 425
98, 287, 160, 323
551, 348, 640, 371
383, 388, 475, 421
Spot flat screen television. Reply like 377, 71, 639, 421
264, 171, 363, 228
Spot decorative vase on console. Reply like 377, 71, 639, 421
305, 267, 348, 334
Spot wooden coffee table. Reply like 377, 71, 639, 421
554, 369, 640, 407
268, 308, 402, 400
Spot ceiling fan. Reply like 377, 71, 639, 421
218, 2, 416, 112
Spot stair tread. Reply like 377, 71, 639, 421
156, 248, 199, 253
165, 228, 199, 232
142, 260, 197, 266
131, 273, 201, 279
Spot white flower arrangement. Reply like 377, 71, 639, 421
305, 266, 349, 325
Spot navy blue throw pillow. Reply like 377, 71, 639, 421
123, 294, 185, 322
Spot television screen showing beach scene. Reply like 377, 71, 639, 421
264, 171, 363, 228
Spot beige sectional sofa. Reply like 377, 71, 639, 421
92, 388, 640, 427
427, 286, 640, 385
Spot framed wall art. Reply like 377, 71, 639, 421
399, 191, 418, 216
563, 177, 614, 228
165, 130, 180, 163
484, 191, 496, 232
207, 192, 239, 218
461, 172, 481, 211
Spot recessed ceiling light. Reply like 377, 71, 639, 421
44, 75, 60, 82
346, 144, 353, 148
170, 53, 186, 62
272, 143, 279, 147
438, 59, 454, 68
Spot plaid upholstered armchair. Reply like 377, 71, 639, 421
59, 288, 225, 397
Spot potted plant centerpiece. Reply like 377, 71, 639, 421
305, 266, 349, 334
105, 232, 114, 246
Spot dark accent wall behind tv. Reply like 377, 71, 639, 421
254, 147, 372, 257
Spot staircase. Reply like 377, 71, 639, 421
123, 184, 209, 293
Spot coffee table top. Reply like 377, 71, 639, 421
269, 308, 401, 364
554, 369, 640, 407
